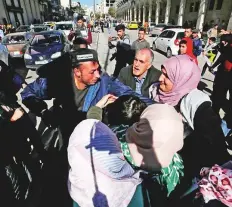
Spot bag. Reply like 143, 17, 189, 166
41, 126, 63, 152
5, 159, 32, 201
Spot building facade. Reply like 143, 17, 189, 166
116, 0, 232, 31
0, 0, 49, 26
100, 0, 115, 14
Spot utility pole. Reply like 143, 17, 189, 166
94, 0, 96, 19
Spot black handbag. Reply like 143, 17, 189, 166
40, 126, 63, 152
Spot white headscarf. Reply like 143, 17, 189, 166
68, 119, 141, 207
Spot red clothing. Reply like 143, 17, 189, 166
182, 37, 198, 65
68, 28, 92, 45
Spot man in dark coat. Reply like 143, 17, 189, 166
118, 48, 161, 97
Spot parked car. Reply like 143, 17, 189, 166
54, 21, 73, 36
152, 28, 185, 58
16, 25, 30, 32
2, 32, 33, 59
30, 25, 49, 33
44, 22, 56, 29
24, 30, 71, 70
150, 23, 169, 37
127, 22, 139, 30
149, 22, 156, 32
0, 42, 9, 65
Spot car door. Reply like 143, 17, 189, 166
163, 30, 176, 51
156, 30, 169, 51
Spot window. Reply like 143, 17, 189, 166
177, 32, 185, 39
5, 0, 12, 6
14, 0, 19, 7
176, 5, 179, 14
2, 35, 25, 44
216, 0, 223, 10
166, 31, 175, 38
160, 8, 163, 16
189, 2, 194, 12
31, 34, 61, 46
195, 1, 200, 12
159, 30, 169, 38
208, 0, 215, 10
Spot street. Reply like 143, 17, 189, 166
15, 28, 215, 103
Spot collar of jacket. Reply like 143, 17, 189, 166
82, 81, 101, 112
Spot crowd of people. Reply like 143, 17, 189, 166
1, 14, 232, 207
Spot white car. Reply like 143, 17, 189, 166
54, 21, 73, 37
152, 28, 185, 58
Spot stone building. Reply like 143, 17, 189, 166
0, 0, 50, 26
115, 0, 232, 31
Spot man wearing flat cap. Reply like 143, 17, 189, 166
21, 48, 152, 146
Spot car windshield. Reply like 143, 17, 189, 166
131, 22, 137, 24
33, 27, 48, 32
31, 34, 61, 46
2, 35, 26, 44
56, 24, 72, 30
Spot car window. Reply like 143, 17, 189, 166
55, 24, 72, 30
31, 33, 61, 46
177, 32, 185, 39
166, 31, 176, 38
159, 31, 169, 38
33, 27, 48, 32
2, 35, 26, 44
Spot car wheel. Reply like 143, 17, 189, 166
152, 43, 157, 51
167, 48, 172, 58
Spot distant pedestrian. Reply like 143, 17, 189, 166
192, 29, 202, 57
100, 21, 104, 33
0, 26, 4, 39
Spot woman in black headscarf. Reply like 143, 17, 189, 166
0, 60, 45, 206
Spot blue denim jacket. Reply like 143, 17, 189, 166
21, 73, 153, 112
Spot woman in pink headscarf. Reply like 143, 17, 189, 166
150, 54, 230, 177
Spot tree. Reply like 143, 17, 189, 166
108, 7, 116, 18
95, 12, 101, 20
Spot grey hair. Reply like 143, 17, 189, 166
135, 48, 154, 64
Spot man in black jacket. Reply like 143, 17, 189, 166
108, 24, 131, 77
118, 48, 161, 97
